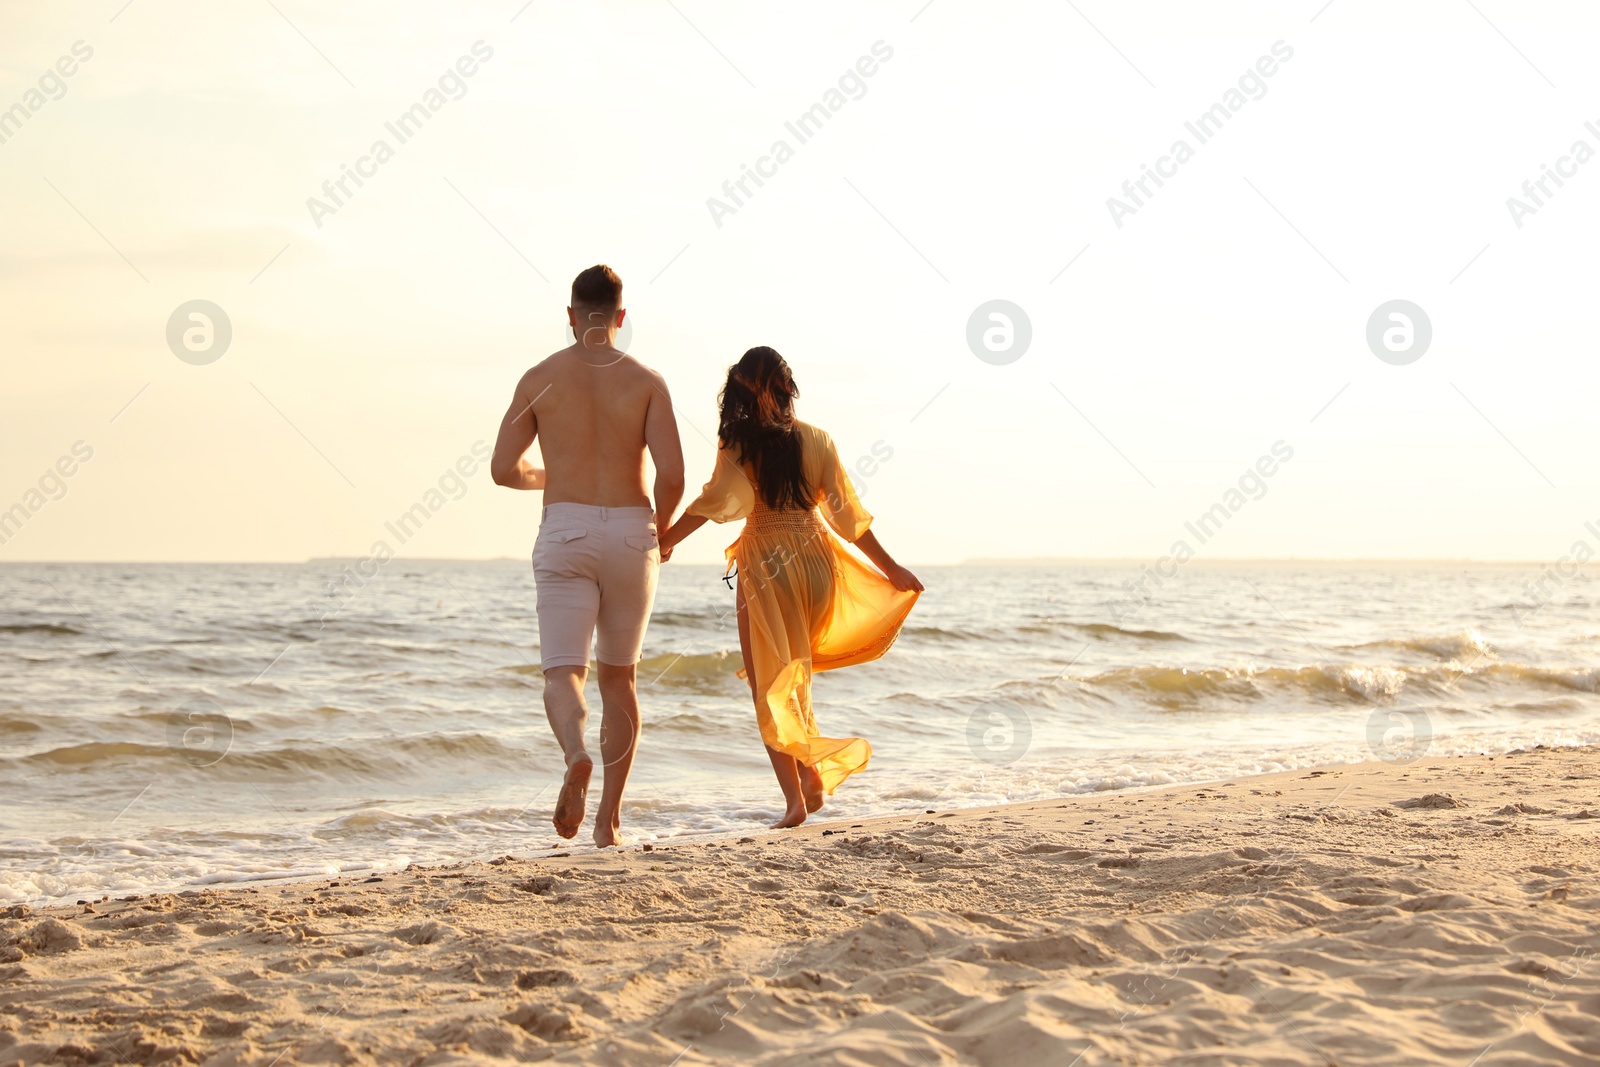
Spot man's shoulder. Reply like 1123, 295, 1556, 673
518, 349, 667, 396
518, 350, 569, 386
618, 353, 670, 392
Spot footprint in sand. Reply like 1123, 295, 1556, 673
1394, 793, 1466, 809
392, 920, 452, 946
1495, 802, 1555, 815
515, 967, 576, 989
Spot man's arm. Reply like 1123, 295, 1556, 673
643, 376, 685, 534
490, 374, 547, 490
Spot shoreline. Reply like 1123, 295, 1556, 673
5, 746, 1599, 1064
18, 728, 1600, 913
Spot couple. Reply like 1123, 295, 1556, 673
490, 265, 923, 846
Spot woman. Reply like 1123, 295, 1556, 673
660, 347, 923, 828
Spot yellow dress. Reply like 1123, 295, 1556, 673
686, 421, 919, 794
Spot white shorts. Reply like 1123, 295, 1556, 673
532, 504, 659, 671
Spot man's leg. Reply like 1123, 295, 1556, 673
593, 662, 640, 847
590, 514, 660, 847
532, 509, 604, 840
544, 664, 593, 839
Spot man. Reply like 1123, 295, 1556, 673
491, 265, 685, 847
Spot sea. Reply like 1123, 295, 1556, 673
3, 560, 1598, 906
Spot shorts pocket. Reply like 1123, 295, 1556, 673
624, 534, 659, 552
533, 528, 588, 571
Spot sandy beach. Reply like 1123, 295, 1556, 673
4, 745, 1598, 1066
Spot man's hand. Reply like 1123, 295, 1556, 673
491, 373, 544, 490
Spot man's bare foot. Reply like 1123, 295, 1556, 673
800, 764, 825, 814
770, 802, 808, 829
553, 758, 593, 839
593, 806, 623, 848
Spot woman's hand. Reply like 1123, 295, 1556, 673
885, 563, 924, 593
854, 530, 923, 593
658, 513, 708, 564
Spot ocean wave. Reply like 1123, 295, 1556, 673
1344, 629, 1493, 661
1499, 665, 1600, 693
1074, 661, 1600, 707
15, 732, 534, 777
124, 707, 362, 731
647, 611, 730, 629
492, 652, 742, 694
491, 651, 745, 692
77, 647, 253, 675
652, 711, 736, 732
637, 650, 742, 692
903, 625, 982, 642
1067, 622, 1189, 642
0, 622, 82, 636
498, 663, 545, 676
918, 620, 1189, 643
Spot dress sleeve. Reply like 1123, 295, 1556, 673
814, 430, 874, 542
685, 447, 756, 523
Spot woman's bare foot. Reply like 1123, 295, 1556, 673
770, 802, 808, 829
552, 758, 593, 839
800, 764, 825, 814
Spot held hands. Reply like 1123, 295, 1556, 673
656, 513, 705, 565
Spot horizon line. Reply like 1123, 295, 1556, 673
0, 555, 1563, 566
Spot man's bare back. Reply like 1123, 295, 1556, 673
488, 269, 685, 535
496, 345, 675, 512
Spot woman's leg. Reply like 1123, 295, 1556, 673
739, 575, 808, 828
797, 552, 833, 813
799, 763, 824, 813
764, 747, 807, 828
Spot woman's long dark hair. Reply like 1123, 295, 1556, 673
717, 346, 811, 510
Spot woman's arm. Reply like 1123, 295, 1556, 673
664, 446, 754, 562
659, 513, 708, 563
854, 529, 923, 592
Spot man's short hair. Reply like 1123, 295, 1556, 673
571, 264, 622, 309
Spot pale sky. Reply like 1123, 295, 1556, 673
2, 0, 1597, 564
